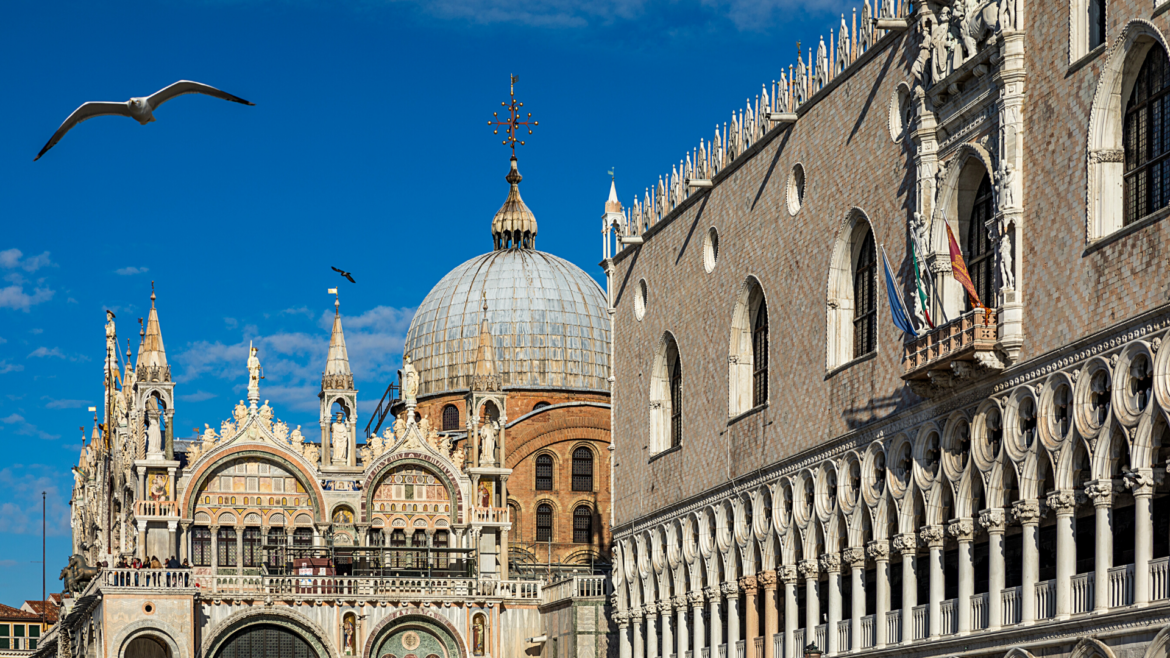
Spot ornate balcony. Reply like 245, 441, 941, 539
471, 506, 510, 525
135, 500, 179, 518
903, 308, 1002, 393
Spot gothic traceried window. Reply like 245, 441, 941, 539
243, 527, 261, 567
442, 404, 460, 431
572, 447, 593, 492
193, 526, 211, 566
218, 527, 237, 567
535, 454, 553, 490
1125, 43, 1170, 225
536, 503, 553, 542
967, 174, 995, 309
573, 506, 593, 544
852, 229, 877, 357
752, 298, 769, 407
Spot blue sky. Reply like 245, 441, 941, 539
0, 0, 848, 602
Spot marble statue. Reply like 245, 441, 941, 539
998, 229, 1016, 290
233, 400, 248, 425
479, 420, 499, 466
290, 425, 304, 445
247, 342, 262, 400
996, 162, 1017, 210
402, 356, 419, 403
273, 420, 289, 444
259, 400, 274, 427
146, 412, 163, 457
331, 414, 349, 462
370, 432, 385, 458
303, 442, 320, 465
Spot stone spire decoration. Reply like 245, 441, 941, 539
133, 284, 176, 461
136, 287, 169, 383
320, 290, 357, 470
471, 293, 500, 392
491, 158, 538, 250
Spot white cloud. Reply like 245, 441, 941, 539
0, 336, 6, 344
0, 283, 54, 311
43, 398, 93, 409
115, 266, 149, 276
0, 249, 54, 273
0, 360, 23, 374
29, 328, 43, 335
28, 346, 66, 359
0, 465, 72, 536
0, 414, 60, 440
178, 390, 217, 402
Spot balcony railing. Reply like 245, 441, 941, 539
718, 644, 727, 658
702, 648, 711, 658
772, 632, 783, 658
903, 308, 998, 382
885, 610, 901, 644
1035, 579, 1055, 619
859, 614, 875, 649
1152, 557, 1169, 601
543, 575, 610, 604
471, 506, 510, 524
735, 639, 745, 658
792, 628, 805, 654
753, 637, 764, 657
1070, 573, 1094, 614
837, 619, 851, 650
911, 604, 927, 641
814, 623, 827, 651
970, 592, 989, 630
939, 598, 956, 635
1109, 564, 1135, 607
135, 500, 179, 517
1001, 586, 1021, 625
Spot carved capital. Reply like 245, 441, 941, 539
614, 611, 630, 625
720, 581, 740, 597
1046, 490, 1076, 514
739, 575, 758, 593
818, 553, 842, 573
657, 601, 672, 614
1085, 480, 1114, 507
703, 587, 720, 601
688, 590, 706, 606
978, 508, 1005, 531
672, 596, 687, 610
1089, 149, 1125, 164
892, 532, 918, 554
842, 547, 866, 567
778, 565, 798, 583
757, 570, 778, 589
1013, 499, 1041, 525
798, 559, 820, 578
947, 518, 974, 541
919, 525, 945, 547
1123, 469, 1155, 496
630, 610, 644, 622
866, 540, 890, 561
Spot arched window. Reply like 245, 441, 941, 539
1089, 0, 1106, 51
852, 229, 877, 357
729, 280, 768, 414
442, 405, 460, 431
535, 454, 553, 490
533, 401, 550, 411
572, 447, 593, 492
266, 528, 285, 569
192, 526, 211, 566
752, 297, 769, 407
573, 506, 593, 544
218, 527, 237, 567
242, 528, 262, 567
650, 333, 682, 453
536, 504, 553, 542
1125, 43, 1170, 225
967, 174, 995, 308
293, 527, 313, 548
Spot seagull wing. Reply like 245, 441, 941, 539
331, 266, 344, 274
35, 101, 134, 160
147, 80, 255, 110
344, 273, 356, 283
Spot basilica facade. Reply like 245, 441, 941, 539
38, 151, 614, 658
603, 3, 1170, 658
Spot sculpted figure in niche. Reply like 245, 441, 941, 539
401, 356, 419, 403
145, 411, 163, 457
332, 413, 349, 462
472, 614, 486, 656
996, 162, 1017, 210
479, 419, 499, 466
998, 228, 1015, 290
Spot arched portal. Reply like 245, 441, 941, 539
212, 624, 321, 658
123, 636, 171, 658
364, 612, 467, 658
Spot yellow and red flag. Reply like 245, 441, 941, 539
945, 221, 984, 310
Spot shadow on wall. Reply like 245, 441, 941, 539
841, 390, 910, 430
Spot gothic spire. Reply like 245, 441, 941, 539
322, 296, 354, 390
471, 293, 500, 391
136, 286, 168, 374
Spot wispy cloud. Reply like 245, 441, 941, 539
178, 390, 217, 402
28, 347, 65, 359
43, 397, 93, 409
0, 283, 54, 311
115, 266, 149, 276
0, 249, 54, 273
0, 360, 23, 374
0, 465, 72, 536
0, 414, 61, 440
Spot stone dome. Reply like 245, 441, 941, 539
404, 249, 611, 398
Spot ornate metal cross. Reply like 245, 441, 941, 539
488, 74, 538, 158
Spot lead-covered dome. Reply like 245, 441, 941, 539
404, 249, 611, 397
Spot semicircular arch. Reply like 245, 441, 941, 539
182, 445, 326, 523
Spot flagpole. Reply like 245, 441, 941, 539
42, 491, 46, 633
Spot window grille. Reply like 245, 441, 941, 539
853, 230, 877, 357
572, 447, 593, 492
669, 350, 683, 448
533, 401, 550, 411
243, 528, 261, 567
535, 454, 553, 490
1125, 43, 1170, 225
442, 404, 460, 431
193, 526, 212, 566
752, 298, 769, 406
536, 504, 553, 542
967, 174, 995, 309
573, 506, 593, 544
218, 528, 237, 567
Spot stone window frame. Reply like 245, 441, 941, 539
826, 208, 881, 372
534, 452, 556, 491
650, 332, 684, 455
728, 276, 769, 416
1070, 0, 1109, 65
571, 444, 597, 492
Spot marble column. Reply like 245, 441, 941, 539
799, 560, 819, 646
922, 525, 944, 638
167, 520, 178, 563
742, 575, 759, 658
1014, 499, 1041, 624
706, 587, 723, 653
949, 518, 974, 634
235, 525, 245, 574
893, 533, 917, 644
647, 606, 659, 658
979, 510, 1006, 629
820, 555, 841, 655
675, 597, 688, 658
210, 525, 220, 572
137, 520, 147, 561
724, 582, 741, 654
179, 522, 191, 564
1128, 470, 1154, 607
660, 601, 673, 658
844, 548, 865, 651
780, 566, 798, 658
619, 613, 633, 658
1087, 481, 1113, 611
759, 571, 778, 658
691, 591, 706, 658
1047, 491, 1076, 620
634, 611, 646, 658
867, 540, 890, 648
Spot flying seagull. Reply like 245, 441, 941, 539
331, 266, 356, 284
35, 80, 254, 160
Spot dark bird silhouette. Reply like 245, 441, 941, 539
35, 80, 254, 161
331, 266, 356, 284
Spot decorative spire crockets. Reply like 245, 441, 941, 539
489, 75, 539, 251
136, 284, 170, 383
472, 293, 500, 392
322, 295, 354, 391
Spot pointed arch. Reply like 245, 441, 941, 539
729, 276, 769, 415
827, 208, 880, 370
651, 332, 684, 453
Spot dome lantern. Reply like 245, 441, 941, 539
491, 157, 537, 250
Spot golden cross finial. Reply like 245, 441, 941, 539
489, 74, 538, 158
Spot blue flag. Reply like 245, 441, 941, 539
881, 245, 918, 338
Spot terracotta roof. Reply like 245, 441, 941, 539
0, 602, 41, 621
21, 599, 60, 624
